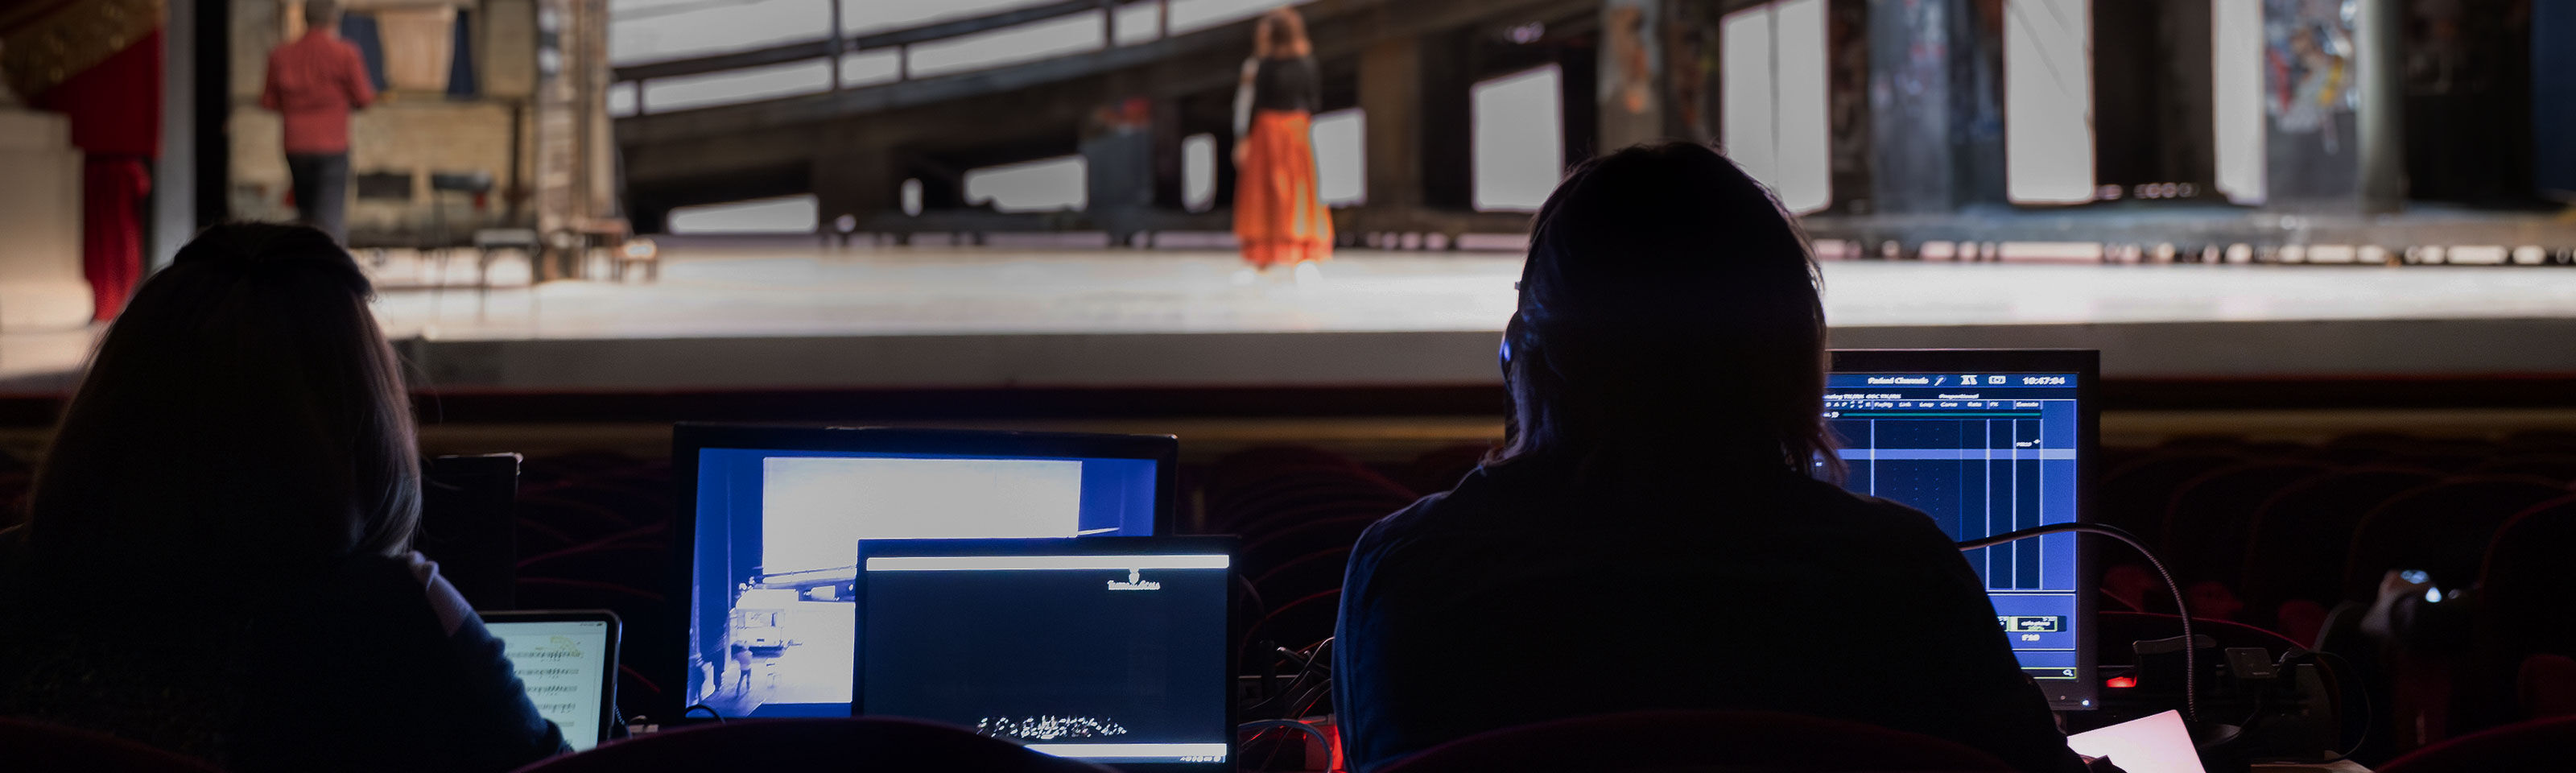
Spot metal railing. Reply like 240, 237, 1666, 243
612, 0, 1176, 114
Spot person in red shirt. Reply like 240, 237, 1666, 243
261, 0, 376, 243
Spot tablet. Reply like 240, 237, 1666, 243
484, 610, 621, 750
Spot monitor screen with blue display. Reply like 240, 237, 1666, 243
1826, 350, 2099, 711
672, 425, 1174, 718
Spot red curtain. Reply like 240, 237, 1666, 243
35, 28, 161, 321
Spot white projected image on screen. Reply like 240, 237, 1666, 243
759, 457, 1084, 575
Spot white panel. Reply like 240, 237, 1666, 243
839, 49, 903, 87
906, 13, 1104, 78
607, 82, 638, 117
1773, 0, 1832, 213
2212, 0, 2268, 204
1311, 109, 1366, 207
836, 0, 1035, 37
1182, 133, 1217, 212
1113, 1, 1164, 44
669, 195, 821, 234
965, 155, 1089, 213
1719, 6, 1777, 186
610, 0, 828, 64
641, 59, 832, 111
2004, 0, 2095, 204
1163, 0, 1297, 35
1472, 65, 1565, 213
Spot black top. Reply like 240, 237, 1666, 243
0, 526, 568, 772
1250, 56, 1321, 114
1331, 457, 2089, 773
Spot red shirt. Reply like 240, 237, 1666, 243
261, 31, 375, 155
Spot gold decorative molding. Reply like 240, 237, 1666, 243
2, 0, 163, 101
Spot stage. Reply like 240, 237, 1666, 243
6, 238, 2576, 395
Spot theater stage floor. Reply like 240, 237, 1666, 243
6, 238, 2576, 393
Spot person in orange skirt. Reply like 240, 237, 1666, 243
1232, 7, 1333, 282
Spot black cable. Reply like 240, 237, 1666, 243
679, 704, 726, 722
1956, 522, 2198, 724
1249, 639, 1333, 721
2305, 649, 2372, 763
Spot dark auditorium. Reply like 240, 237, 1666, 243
6, 1, 2576, 772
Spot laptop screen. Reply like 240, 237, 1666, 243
487, 616, 617, 750
856, 539, 1233, 770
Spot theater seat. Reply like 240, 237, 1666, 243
2521, 655, 2576, 719
508, 717, 1117, 773
2339, 476, 2570, 602
2237, 467, 2444, 627
1373, 709, 2013, 773
0, 717, 227, 773
2370, 715, 2576, 773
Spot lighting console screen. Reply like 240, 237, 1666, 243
1824, 371, 2084, 692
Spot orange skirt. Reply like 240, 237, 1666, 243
1233, 110, 1335, 269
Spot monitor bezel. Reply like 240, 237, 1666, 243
1827, 349, 2101, 712
479, 608, 624, 748
852, 536, 1241, 773
667, 424, 1181, 721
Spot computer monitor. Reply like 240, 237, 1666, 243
1826, 349, 2099, 711
482, 610, 621, 751
672, 425, 1176, 718
855, 537, 1236, 772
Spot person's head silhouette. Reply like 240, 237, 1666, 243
1496, 142, 1833, 477
28, 222, 420, 597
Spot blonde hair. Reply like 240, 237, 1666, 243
1254, 7, 1311, 59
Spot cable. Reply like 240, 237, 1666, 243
1955, 522, 2198, 724
679, 704, 726, 722
2305, 649, 2372, 763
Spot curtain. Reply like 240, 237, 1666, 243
447, 7, 479, 98
32, 27, 160, 320
340, 13, 390, 92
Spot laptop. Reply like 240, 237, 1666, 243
674, 424, 1177, 719
853, 536, 1236, 772
484, 610, 621, 750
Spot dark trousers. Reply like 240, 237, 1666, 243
287, 152, 351, 243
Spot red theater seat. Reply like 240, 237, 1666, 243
2371, 715, 2576, 773
2100, 451, 2247, 544
509, 717, 1117, 773
2158, 461, 2334, 592
1373, 709, 2013, 773
2452, 495, 2576, 731
0, 717, 227, 773
2338, 476, 2570, 603
2236, 466, 2443, 628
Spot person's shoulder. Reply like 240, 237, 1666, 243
1780, 476, 1961, 548
1352, 488, 1450, 555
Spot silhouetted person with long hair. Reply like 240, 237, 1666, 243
1230, 6, 1332, 283
1333, 143, 2092, 773
0, 223, 566, 771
